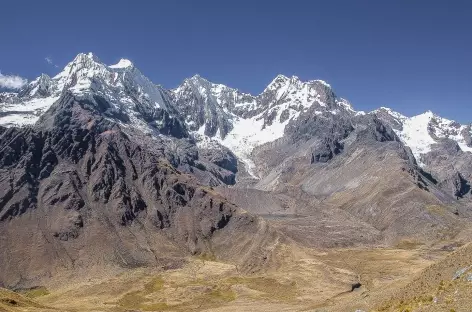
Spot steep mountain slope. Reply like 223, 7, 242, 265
170, 73, 471, 244
375, 108, 472, 200
247, 111, 465, 243
375, 108, 472, 160
171, 74, 472, 197
0, 53, 243, 186
173, 74, 358, 178
0, 90, 277, 289
0, 53, 185, 136
376, 242, 472, 312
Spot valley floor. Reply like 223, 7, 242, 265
3, 243, 467, 312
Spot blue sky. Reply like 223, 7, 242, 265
1, 0, 471, 122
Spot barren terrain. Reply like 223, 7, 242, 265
4, 239, 470, 312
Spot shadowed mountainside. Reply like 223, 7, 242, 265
0, 92, 278, 288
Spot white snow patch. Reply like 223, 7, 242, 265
376, 107, 407, 120
109, 59, 133, 69
312, 79, 331, 88
194, 108, 296, 178
393, 111, 436, 165
0, 96, 60, 127
337, 99, 355, 112
430, 114, 472, 153
387, 109, 472, 166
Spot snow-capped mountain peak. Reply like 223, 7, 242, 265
180, 74, 214, 92
374, 107, 472, 165
172, 73, 358, 178
0, 53, 177, 130
53, 52, 167, 110
19, 73, 53, 98
109, 58, 133, 69
189, 73, 205, 81
1, 52, 471, 174
55, 52, 103, 80
263, 74, 293, 93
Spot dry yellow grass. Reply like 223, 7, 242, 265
373, 243, 472, 312
0, 288, 54, 312
19, 287, 50, 299
0, 243, 459, 312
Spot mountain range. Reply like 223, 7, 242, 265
1, 53, 472, 311
2, 53, 471, 179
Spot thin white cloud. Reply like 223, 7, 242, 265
0, 72, 28, 89
45, 56, 59, 68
